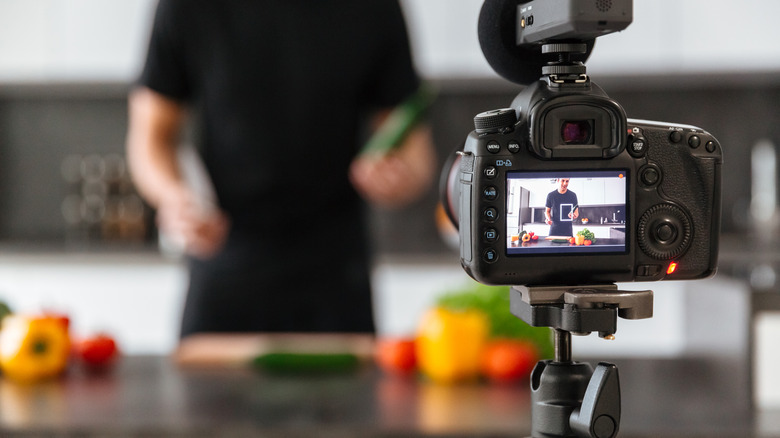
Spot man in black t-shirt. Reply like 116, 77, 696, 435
545, 178, 579, 237
126, 0, 435, 337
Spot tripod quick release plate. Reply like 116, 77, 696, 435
510, 285, 653, 337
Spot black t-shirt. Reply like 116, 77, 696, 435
138, 0, 420, 336
545, 190, 578, 236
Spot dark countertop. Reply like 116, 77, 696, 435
0, 355, 773, 437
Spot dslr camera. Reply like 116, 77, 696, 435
442, 0, 722, 286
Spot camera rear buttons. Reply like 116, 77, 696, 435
486, 141, 501, 154
627, 128, 647, 157
482, 249, 498, 264
483, 186, 498, 200
484, 166, 497, 179
637, 203, 693, 260
640, 164, 661, 187
483, 207, 498, 222
484, 228, 499, 243
628, 136, 647, 158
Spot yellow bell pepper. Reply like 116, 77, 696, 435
0, 315, 70, 382
415, 307, 489, 383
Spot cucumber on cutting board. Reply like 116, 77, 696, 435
251, 352, 359, 373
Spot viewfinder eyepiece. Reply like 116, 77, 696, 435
561, 120, 594, 145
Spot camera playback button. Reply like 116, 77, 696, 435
484, 228, 499, 243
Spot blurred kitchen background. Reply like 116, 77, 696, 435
0, 0, 779, 414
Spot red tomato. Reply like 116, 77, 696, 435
584, 240, 592, 246
76, 334, 119, 368
569, 237, 576, 244
480, 339, 538, 383
532, 235, 539, 241
375, 337, 417, 376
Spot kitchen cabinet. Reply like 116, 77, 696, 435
569, 179, 605, 206
529, 178, 624, 208
605, 180, 626, 204
0, 252, 187, 354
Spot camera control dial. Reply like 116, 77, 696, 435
474, 109, 517, 134
637, 204, 693, 260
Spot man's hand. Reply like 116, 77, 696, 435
349, 124, 435, 208
157, 187, 230, 259
127, 87, 230, 259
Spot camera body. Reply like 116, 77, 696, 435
446, 78, 722, 286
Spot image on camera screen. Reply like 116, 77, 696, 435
506, 170, 628, 255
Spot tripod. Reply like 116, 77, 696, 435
510, 284, 654, 438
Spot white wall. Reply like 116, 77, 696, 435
0, 0, 156, 82
1, 0, 779, 82
403, 0, 780, 78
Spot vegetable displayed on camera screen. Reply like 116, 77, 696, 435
505, 170, 628, 255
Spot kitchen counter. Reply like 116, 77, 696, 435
0, 354, 774, 437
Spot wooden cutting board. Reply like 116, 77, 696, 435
174, 333, 375, 367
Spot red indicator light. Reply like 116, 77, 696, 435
667, 262, 678, 275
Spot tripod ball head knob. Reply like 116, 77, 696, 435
570, 362, 621, 438
530, 360, 621, 437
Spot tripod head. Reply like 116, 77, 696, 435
512, 284, 653, 438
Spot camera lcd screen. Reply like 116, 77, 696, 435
505, 170, 628, 255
